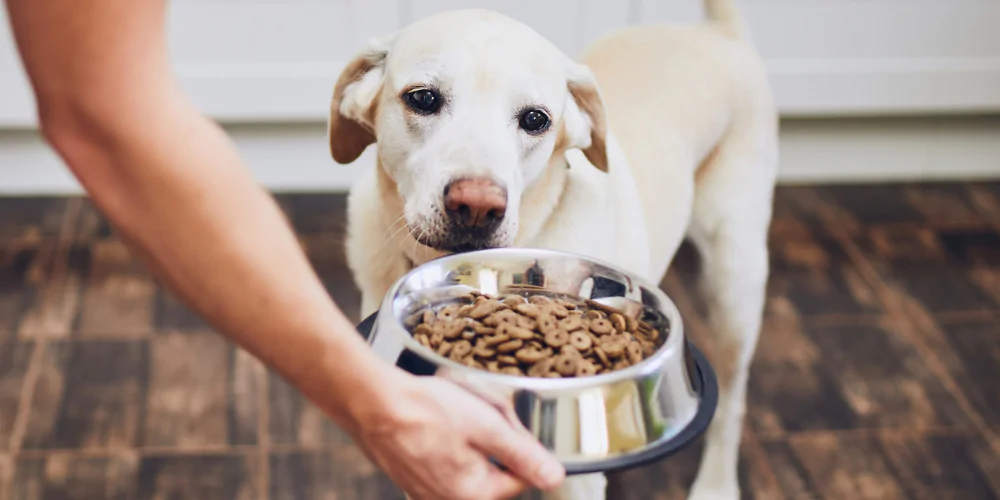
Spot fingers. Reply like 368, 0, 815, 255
470, 417, 566, 491
482, 468, 531, 499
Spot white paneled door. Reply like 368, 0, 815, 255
2, 0, 999, 126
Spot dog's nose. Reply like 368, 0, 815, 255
443, 178, 507, 229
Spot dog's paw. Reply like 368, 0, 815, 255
687, 479, 740, 500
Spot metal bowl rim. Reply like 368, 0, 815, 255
379, 247, 687, 392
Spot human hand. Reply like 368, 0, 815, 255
349, 372, 566, 500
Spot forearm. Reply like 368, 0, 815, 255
5, 0, 399, 432
48, 89, 397, 430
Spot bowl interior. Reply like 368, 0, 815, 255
377, 248, 687, 387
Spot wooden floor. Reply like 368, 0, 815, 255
1, 183, 999, 499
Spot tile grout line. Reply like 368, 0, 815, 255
7, 198, 83, 454
662, 273, 787, 500
830, 225, 1000, 459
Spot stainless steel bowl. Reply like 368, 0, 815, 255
361, 248, 717, 474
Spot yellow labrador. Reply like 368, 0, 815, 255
329, 1, 777, 498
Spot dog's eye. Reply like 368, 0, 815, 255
518, 109, 550, 134
404, 88, 441, 114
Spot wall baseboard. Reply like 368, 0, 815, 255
1, 116, 998, 196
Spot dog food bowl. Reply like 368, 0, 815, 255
356, 248, 717, 475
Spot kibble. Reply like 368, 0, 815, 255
406, 291, 666, 378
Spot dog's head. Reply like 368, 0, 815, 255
328, 9, 608, 253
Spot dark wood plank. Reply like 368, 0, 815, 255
901, 184, 992, 225
268, 371, 351, 447
21, 341, 148, 450
767, 233, 884, 318
17, 245, 84, 341
154, 290, 209, 331
75, 241, 156, 338
748, 318, 971, 435
0, 342, 33, 452
136, 454, 258, 500
269, 450, 401, 500
853, 228, 1000, 315
607, 437, 782, 500
763, 433, 1000, 500
0, 198, 68, 247
300, 234, 362, 324
7, 453, 138, 500
141, 331, 253, 448
274, 194, 348, 236
0, 246, 47, 342
928, 320, 1000, 430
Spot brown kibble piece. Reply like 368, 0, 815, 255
576, 361, 598, 377
537, 315, 560, 334
528, 358, 555, 377
515, 348, 547, 364
498, 355, 518, 366
463, 357, 484, 369
415, 333, 431, 348
484, 334, 510, 347
430, 332, 445, 347
612, 359, 631, 371
601, 338, 626, 358
624, 315, 638, 333
554, 354, 578, 376
569, 330, 592, 351
501, 366, 524, 376
451, 340, 472, 358
529, 295, 553, 306
516, 315, 537, 331
484, 310, 519, 327
594, 346, 610, 367
473, 340, 495, 358
486, 361, 500, 373
514, 303, 542, 318
585, 310, 604, 320
497, 323, 534, 341
497, 340, 524, 353
544, 329, 569, 348
610, 313, 627, 333
560, 315, 583, 332
468, 298, 500, 319
437, 342, 453, 357
433, 320, 465, 340
627, 342, 643, 364
438, 304, 461, 321
503, 295, 526, 307
548, 304, 570, 318
590, 318, 613, 335
473, 323, 495, 335
414, 323, 432, 336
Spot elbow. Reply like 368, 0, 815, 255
35, 95, 116, 173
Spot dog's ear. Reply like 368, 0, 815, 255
328, 37, 392, 164
562, 63, 609, 172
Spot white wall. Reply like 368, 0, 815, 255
2, 0, 1000, 193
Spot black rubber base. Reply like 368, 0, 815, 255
356, 313, 718, 475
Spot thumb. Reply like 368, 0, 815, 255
470, 416, 566, 491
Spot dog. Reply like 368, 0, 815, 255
328, 1, 777, 498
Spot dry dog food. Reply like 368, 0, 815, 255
405, 292, 665, 378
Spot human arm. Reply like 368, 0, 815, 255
3, 1, 564, 498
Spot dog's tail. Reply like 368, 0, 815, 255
703, 0, 750, 41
